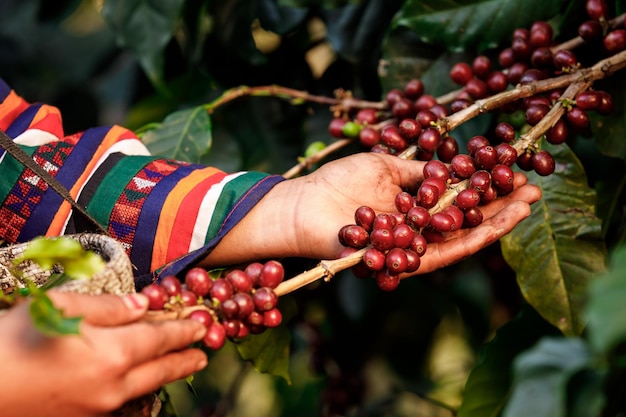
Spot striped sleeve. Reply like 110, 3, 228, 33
0, 78, 285, 288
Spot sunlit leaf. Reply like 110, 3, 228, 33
29, 287, 82, 336
501, 142, 607, 336
393, 0, 565, 52
502, 337, 592, 417
458, 306, 560, 417
141, 106, 212, 163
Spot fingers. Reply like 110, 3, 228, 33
122, 348, 208, 398
414, 200, 534, 275
47, 291, 149, 326
378, 153, 427, 191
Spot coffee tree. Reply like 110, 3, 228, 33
3, 0, 626, 416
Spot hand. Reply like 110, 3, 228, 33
205, 152, 542, 273
0, 291, 207, 417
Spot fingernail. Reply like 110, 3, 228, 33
123, 293, 149, 310
196, 357, 208, 370
194, 326, 207, 341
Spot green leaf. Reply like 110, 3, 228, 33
28, 287, 82, 336
101, 0, 185, 90
458, 306, 560, 417
584, 243, 626, 355
501, 142, 608, 336
566, 369, 606, 417
235, 325, 291, 384
393, 0, 565, 52
15, 237, 105, 282
141, 106, 212, 163
502, 337, 592, 417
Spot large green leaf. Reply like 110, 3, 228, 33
29, 287, 82, 337
584, 243, 626, 355
502, 337, 592, 417
101, 0, 185, 89
457, 306, 560, 417
141, 106, 212, 163
501, 142, 607, 336
235, 325, 292, 384
393, 0, 565, 52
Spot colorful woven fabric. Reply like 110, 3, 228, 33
0, 79, 285, 288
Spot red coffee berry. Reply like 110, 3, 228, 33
474, 146, 498, 170
469, 170, 492, 193
442, 205, 464, 230
495, 122, 516, 143
222, 319, 242, 338
180, 290, 199, 306
532, 150, 556, 176
210, 278, 233, 303
498, 47, 515, 67
185, 267, 212, 297
578, 20, 603, 42
416, 110, 438, 128
422, 177, 447, 196
423, 160, 450, 181
451, 154, 477, 179
188, 309, 214, 328
253, 287, 278, 312
160, 275, 182, 297
480, 186, 498, 204
258, 260, 285, 289
507, 62, 528, 85
455, 188, 481, 210
232, 292, 255, 319
526, 104, 550, 126
204, 322, 227, 350
395, 191, 415, 214
546, 118, 569, 144
597, 91, 614, 115
450, 62, 473, 85
586, 0, 608, 20
329, 118, 347, 138
373, 213, 396, 230
465, 78, 489, 99
467, 135, 490, 156
356, 108, 379, 125
486, 71, 509, 93
398, 118, 422, 140
386, 247, 409, 274
553, 49, 578, 71
463, 207, 484, 228
359, 127, 380, 148
437, 135, 459, 163
404, 249, 421, 273
226, 269, 254, 293
370, 228, 395, 251
418, 128, 441, 153
407, 206, 431, 229
575, 91, 601, 110
244, 262, 263, 285
450, 98, 472, 113
363, 247, 386, 271
495, 143, 518, 166
491, 164, 515, 189
604, 30, 626, 54
392, 223, 416, 249
567, 107, 590, 130
375, 270, 400, 291
410, 234, 428, 256
404, 78, 425, 99
516, 150, 535, 171
430, 212, 455, 232
220, 298, 240, 319
529, 21, 553, 48
392, 98, 416, 119
415, 94, 438, 111
263, 308, 283, 328
141, 283, 169, 310
417, 183, 440, 209
338, 224, 370, 249
531, 47, 554, 69
381, 126, 409, 151
355, 205, 376, 231
386, 88, 404, 106
472, 55, 492, 79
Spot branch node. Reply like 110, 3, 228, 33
320, 261, 335, 282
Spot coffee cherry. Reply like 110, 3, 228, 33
329, 118, 348, 138
253, 287, 278, 312
395, 191, 415, 214
220, 298, 240, 319
180, 290, 199, 306
232, 292, 255, 318
222, 319, 242, 338
385, 247, 409, 274
263, 308, 283, 328
244, 262, 263, 285
442, 205, 464, 230
455, 188, 481, 210
338, 224, 370, 249
586, 0, 608, 20
604, 30, 626, 54
465, 78, 489, 100
566, 107, 590, 130
226, 269, 254, 293
553, 49, 578, 71
404, 78, 425, 99
141, 283, 169, 310
204, 322, 227, 350
451, 154, 477, 179
578, 20, 603, 42
430, 213, 455, 232
407, 206, 431, 229
392, 223, 416, 248
516, 150, 535, 171
417, 110, 438, 128
359, 128, 380, 148
467, 135, 490, 156
381, 126, 409, 151
531, 47, 554, 69
495, 143, 518, 166
398, 118, 422, 140
210, 278, 233, 303
373, 213, 395, 230
355, 205, 376, 231
188, 309, 214, 328
469, 170, 492, 193
512, 37, 531, 60
474, 146, 498, 170
597, 91, 614, 115
480, 185, 498, 204
575, 91, 601, 111
417, 183, 440, 209
342, 121, 361, 138
392, 98, 416, 119
160, 275, 182, 297
507, 62, 528, 85
356, 108, 379, 125
185, 267, 212, 297
498, 47, 515, 67
375, 270, 400, 291
385, 88, 404, 106
450, 62, 473, 85
526, 104, 550, 126
529, 21, 553, 48
486, 71, 509, 93
363, 247, 386, 271
423, 160, 450, 181
463, 207, 484, 228
491, 164, 515, 189
415, 94, 438, 111
495, 122, 516, 143
450, 98, 472, 113
259, 260, 285, 289
472, 55, 492, 79
370, 228, 395, 251
418, 128, 441, 153
422, 228, 445, 243
437, 135, 460, 163
546, 117, 569, 144
404, 250, 421, 273
410, 234, 428, 256
532, 150, 556, 176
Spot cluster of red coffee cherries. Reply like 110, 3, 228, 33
141, 260, 284, 350
332, 0, 622, 291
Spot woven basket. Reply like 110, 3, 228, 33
0, 233, 161, 417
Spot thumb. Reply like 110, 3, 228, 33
47, 290, 149, 326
